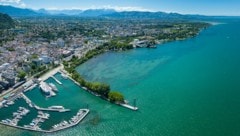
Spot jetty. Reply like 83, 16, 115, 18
119, 103, 138, 111
50, 76, 62, 85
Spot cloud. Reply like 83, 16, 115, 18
0, 0, 26, 7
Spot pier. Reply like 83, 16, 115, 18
24, 84, 37, 92
50, 76, 62, 85
21, 93, 34, 107
119, 103, 138, 111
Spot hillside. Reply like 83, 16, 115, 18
0, 5, 40, 16
0, 13, 15, 29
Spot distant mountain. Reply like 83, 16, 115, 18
0, 5, 42, 16
38, 9, 83, 16
101, 11, 187, 19
79, 9, 116, 17
36, 9, 116, 16
0, 5, 210, 20
0, 13, 15, 29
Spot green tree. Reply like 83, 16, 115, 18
108, 91, 124, 103
17, 71, 26, 81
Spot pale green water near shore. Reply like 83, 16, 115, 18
1, 18, 240, 136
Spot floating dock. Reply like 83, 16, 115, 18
50, 76, 62, 85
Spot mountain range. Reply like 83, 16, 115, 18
0, 5, 209, 20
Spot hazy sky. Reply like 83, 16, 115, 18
0, 0, 240, 16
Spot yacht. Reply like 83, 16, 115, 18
39, 82, 52, 95
49, 83, 58, 92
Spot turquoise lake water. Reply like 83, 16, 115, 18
1, 18, 240, 136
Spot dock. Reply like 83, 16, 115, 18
21, 93, 69, 112
50, 76, 62, 85
24, 84, 37, 92
119, 103, 138, 111
50, 109, 89, 132
21, 93, 34, 106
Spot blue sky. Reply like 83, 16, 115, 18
0, 0, 240, 16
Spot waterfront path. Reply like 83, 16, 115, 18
39, 65, 63, 81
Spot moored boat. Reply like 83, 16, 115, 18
49, 83, 58, 92
39, 82, 52, 95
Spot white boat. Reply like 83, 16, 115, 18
49, 83, 58, 92
7, 101, 14, 105
39, 82, 52, 95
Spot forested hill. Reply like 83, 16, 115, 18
0, 13, 15, 29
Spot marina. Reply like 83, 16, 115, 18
0, 108, 89, 133
0, 67, 137, 134
0, 69, 90, 133
0, 88, 89, 133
